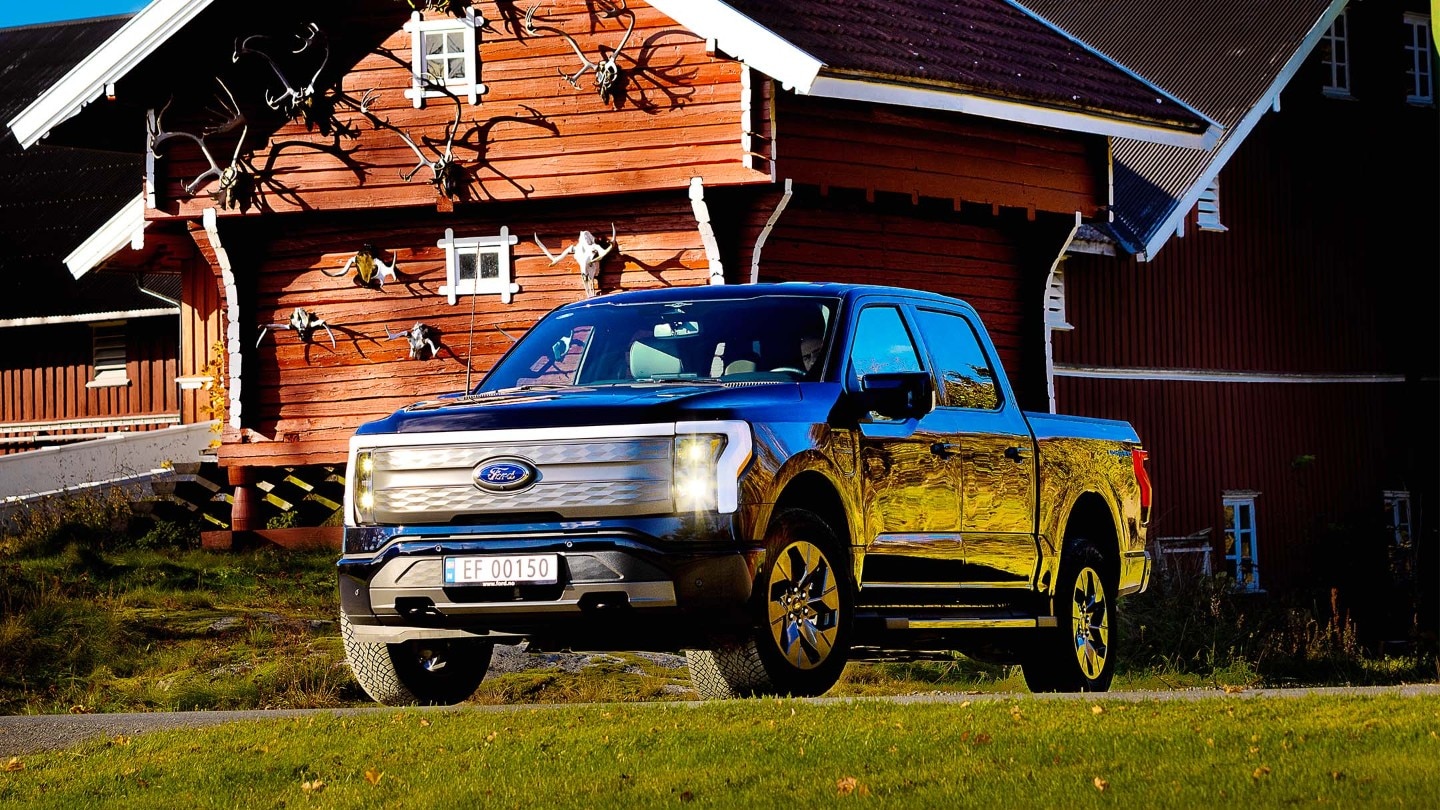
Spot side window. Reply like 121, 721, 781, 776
1320, 11, 1351, 97
913, 309, 1000, 410
848, 306, 921, 380
1223, 492, 1261, 592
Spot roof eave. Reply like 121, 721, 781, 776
808, 75, 1220, 150
647, 0, 824, 91
6, 0, 215, 149
64, 194, 147, 279
1136, 0, 1349, 261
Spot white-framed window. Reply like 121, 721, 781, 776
437, 226, 520, 304
403, 8, 484, 108
1223, 491, 1261, 591
1320, 11, 1351, 97
88, 321, 129, 388
1196, 176, 1227, 232
1403, 12, 1434, 105
1384, 490, 1412, 550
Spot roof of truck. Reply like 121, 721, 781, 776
578, 282, 966, 307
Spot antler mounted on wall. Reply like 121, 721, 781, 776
524, 0, 636, 106
149, 78, 253, 210
359, 82, 470, 201
233, 23, 337, 133
324, 243, 398, 288
258, 307, 336, 349
535, 224, 617, 298
386, 322, 440, 360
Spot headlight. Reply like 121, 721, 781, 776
673, 434, 726, 511
672, 421, 752, 514
352, 449, 375, 524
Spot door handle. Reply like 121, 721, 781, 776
1004, 445, 1028, 463
931, 442, 961, 459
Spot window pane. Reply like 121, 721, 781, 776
426, 57, 445, 80
448, 57, 466, 80
479, 251, 500, 280
424, 31, 444, 56
1238, 503, 1251, 530
446, 31, 465, 52
457, 251, 477, 281
849, 307, 921, 377
913, 309, 998, 410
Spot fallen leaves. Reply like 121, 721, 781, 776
836, 776, 870, 797
1093, 776, 1110, 792
301, 778, 326, 795
3, 757, 23, 772
1091, 705, 1105, 715
364, 768, 384, 786
1252, 766, 1271, 779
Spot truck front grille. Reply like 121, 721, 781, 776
368, 438, 672, 523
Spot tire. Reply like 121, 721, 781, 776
1022, 541, 1116, 693
686, 508, 852, 699
341, 613, 493, 706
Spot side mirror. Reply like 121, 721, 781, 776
853, 371, 934, 420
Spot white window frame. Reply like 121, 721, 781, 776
1403, 12, 1434, 105
88, 320, 130, 388
1223, 491, 1261, 591
403, 8, 484, 108
1321, 11, 1351, 98
1384, 490, 1412, 550
437, 226, 520, 304
1196, 176, 1227, 232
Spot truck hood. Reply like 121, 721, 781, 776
355, 383, 840, 434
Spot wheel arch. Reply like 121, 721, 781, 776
1056, 491, 1121, 587
772, 470, 854, 582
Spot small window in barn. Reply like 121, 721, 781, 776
438, 226, 519, 304
1320, 12, 1351, 98
1044, 265, 1072, 330
1222, 492, 1261, 592
88, 321, 129, 388
1196, 177, 1227, 232
404, 8, 484, 108
1384, 490, 1412, 550
1403, 13, 1434, 105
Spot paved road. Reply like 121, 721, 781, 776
3, 683, 1437, 758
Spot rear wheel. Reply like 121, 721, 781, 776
687, 508, 851, 699
341, 613, 492, 706
1022, 541, 1115, 693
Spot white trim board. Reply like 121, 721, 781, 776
65, 194, 146, 279
1055, 364, 1405, 384
7, 0, 216, 149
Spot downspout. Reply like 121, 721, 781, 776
688, 177, 724, 285
1044, 212, 1083, 415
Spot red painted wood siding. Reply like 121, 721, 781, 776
144, 0, 769, 220
217, 193, 709, 467
0, 317, 179, 454
775, 94, 1107, 219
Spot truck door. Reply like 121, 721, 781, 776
846, 304, 964, 585
911, 306, 1038, 587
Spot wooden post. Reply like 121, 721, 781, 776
228, 465, 259, 533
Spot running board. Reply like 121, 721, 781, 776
868, 616, 1058, 630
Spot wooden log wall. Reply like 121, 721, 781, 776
215, 192, 710, 467
774, 94, 1107, 220
0, 317, 179, 454
740, 188, 1029, 381
143, 0, 770, 220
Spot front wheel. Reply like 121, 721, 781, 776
341, 613, 492, 706
687, 508, 852, 699
1022, 541, 1116, 693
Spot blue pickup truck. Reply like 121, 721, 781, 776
338, 282, 1152, 703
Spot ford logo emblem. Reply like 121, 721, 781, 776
473, 457, 539, 493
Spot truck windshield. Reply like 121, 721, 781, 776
476, 295, 839, 392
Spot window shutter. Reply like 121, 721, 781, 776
1045, 267, 1072, 330
1197, 177, 1227, 232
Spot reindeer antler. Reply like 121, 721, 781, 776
524, 0, 635, 104
360, 78, 469, 198
233, 23, 329, 120
150, 79, 252, 207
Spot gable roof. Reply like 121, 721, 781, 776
1016, 0, 1346, 260
13, 0, 1219, 156
0, 16, 168, 322
650, 0, 1218, 148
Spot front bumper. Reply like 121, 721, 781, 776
338, 518, 761, 650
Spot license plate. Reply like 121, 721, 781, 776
444, 554, 559, 585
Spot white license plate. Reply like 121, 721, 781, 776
444, 554, 559, 585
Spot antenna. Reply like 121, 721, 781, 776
464, 280, 480, 394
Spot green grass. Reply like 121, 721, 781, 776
2, 694, 1437, 808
